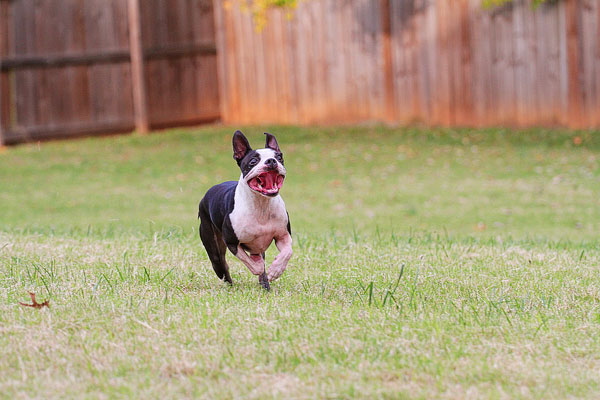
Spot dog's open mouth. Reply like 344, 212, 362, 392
248, 170, 284, 196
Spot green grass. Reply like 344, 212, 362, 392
1, 125, 599, 398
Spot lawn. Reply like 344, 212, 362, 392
1, 125, 599, 399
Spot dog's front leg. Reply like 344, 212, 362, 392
231, 245, 265, 276
267, 233, 293, 282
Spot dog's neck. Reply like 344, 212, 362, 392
236, 175, 278, 218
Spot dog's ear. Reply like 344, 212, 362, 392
233, 130, 252, 163
264, 132, 281, 153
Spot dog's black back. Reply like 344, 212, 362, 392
198, 181, 237, 231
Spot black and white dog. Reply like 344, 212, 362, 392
198, 131, 292, 290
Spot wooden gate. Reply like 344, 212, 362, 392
0, 0, 220, 145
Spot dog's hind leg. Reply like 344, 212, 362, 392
199, 211, 233, 284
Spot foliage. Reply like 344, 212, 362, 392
482, 0, 557, 8
230, 0, 562, 30
225, 0, 298, 31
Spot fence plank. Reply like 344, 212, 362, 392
456, 0, 473, 125
212, 0, 228, 122
0, 72, 6, 146
470, 0, 489, 126
436, 0, 451, 125
380, 0, 395, 122
596, 0, 600, 127
513, 0, 527, 125
565, 0, 583, 127
0, 0, 8, 145
534, 3, 558, 124
423, 0, 437, 124
128, 0, 149, 133
580, 0, 597, 127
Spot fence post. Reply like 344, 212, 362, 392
380, 0, 396, 123
565, 0, 582, 128
0, 72, 4, 146
128, 0, 149, 134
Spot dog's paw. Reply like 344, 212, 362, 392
267, 267, 284, 282
259, 272, 270, 291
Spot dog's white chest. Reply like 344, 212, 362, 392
229, 185, 288, 254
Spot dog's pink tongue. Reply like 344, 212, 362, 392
263, 171, 277, 189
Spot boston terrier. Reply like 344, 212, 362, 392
198, 131, 292, 290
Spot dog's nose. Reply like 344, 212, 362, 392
265, 158, 277, 168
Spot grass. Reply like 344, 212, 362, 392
0, 125, 599, 399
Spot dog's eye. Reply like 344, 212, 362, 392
249, 158, 259, 166
276, 154, 283, 163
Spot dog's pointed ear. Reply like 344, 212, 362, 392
264, 132, 281, 153
233, 130, 251, 163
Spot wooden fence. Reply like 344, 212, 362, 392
215, 0, 600, 129
0, 0, 220, 145
1, 0, 599, 145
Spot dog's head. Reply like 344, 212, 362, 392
232, 131, 286, 197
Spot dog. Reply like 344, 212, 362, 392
198, 131, 292, 290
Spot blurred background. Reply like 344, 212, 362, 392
1, 0, 599, 145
